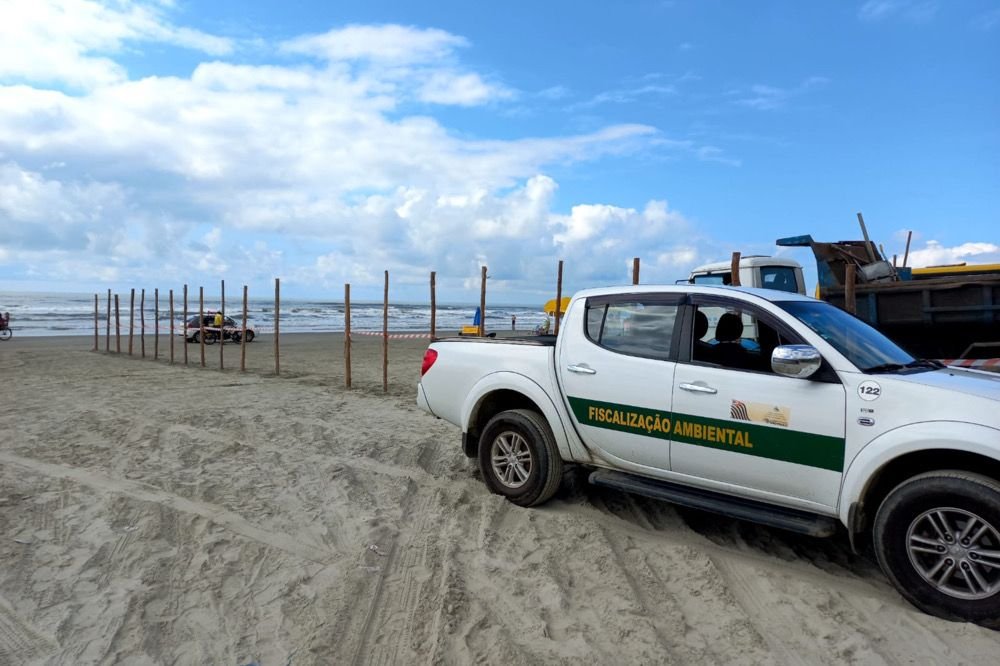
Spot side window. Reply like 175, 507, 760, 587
586, 299, 679, 361
691, 302, 798, 373
759, 266, 798, 293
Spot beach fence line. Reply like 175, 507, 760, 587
91, 256, 648, 391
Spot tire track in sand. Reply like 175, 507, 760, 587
0, 452, 337, 566
0, 595, 57, 665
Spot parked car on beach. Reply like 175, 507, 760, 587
181, 313, 255, 344
417, 283, 1000, 627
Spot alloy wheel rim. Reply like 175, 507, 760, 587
490, 431, 532, 489
906, 507, 1000, 600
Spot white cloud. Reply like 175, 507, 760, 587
0, 0, 233, 89
858, 1, 938, 23
281, 24, 466, 64
735, 77, 829, 111
0, 4, 732, 297
906, 241, 1000, 268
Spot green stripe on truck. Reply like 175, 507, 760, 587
567, 396, 845, 472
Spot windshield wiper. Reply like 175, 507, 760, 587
905, 358, 945, 369
862, 362, 907, 373
864, 359, 944, 373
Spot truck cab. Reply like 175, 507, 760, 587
688, 256, 806, 295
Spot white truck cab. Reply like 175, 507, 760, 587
688, 256, 806, 295
417, 284, 1000, 627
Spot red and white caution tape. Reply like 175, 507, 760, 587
941, 358, 1000, 370
351, 331, 430, 339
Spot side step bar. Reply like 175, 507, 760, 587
588, 469, 838, 537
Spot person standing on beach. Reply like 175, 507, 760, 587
511, 314, 516, 331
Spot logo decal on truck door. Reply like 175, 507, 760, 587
567, 396, 844, 472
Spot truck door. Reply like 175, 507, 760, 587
670, 295, 846, 511
558, 293, 682, 474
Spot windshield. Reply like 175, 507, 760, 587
692, 273, 729, 285
776, 300, 916, 371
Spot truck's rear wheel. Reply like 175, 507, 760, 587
478, 409, 563, 507
874, 471, 1000, 627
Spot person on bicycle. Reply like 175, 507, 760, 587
1, 312, 8, 329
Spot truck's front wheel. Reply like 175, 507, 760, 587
478, 409, 563, 507
874, 471, 1000, 627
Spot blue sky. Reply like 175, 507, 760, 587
0, 0, 997, 303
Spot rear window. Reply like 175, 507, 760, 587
586, 299, 679, 361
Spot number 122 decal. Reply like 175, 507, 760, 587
858, 380, 882, 401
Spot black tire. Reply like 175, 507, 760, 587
203, 331, 217, 345
245, 330, 255, 343
874, 470, 1000, 627
230, 331, 242, 344
0, 328, 11, 341
190, 332, 199, 344
477, 409, 563, 507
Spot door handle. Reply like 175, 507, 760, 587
679, 382, 717, 395
567, 364, 597, 375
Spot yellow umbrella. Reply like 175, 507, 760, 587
543, 297, 571, 316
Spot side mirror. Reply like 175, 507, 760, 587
771, 345, 822, 379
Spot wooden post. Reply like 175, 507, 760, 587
154, 288, 159, 361
479, 265, 487, 337
554, 259, 564, 335
93, 294, 98, 351
845, 264, 857, 315
128, 288, 135, 355
274, 278, 280, 376
345, 283, 352, 389
183, 284, 188, 366
115, 294, 121, 353
383, 270, 389, 393
199, 286, 206, 367
893, 254, 898, 268
903, 230, 913, 268
219, 279, 225, 371
632, 257, 640, 285
240, 285, 248, 373
140, 288, 145, 358
730, 252, 742, 286
429, 271, 436, 339
169, 289, 175, 364
105, 289, 111, 352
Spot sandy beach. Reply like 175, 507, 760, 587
1, 332, 999, 665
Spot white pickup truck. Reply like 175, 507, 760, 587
417, 284, 1000, 626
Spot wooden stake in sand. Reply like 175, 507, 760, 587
274, 278, 280, 376
129, 288, 135, 355
554, 259, 564, 335
240, 285, 248, 373
632, 257, 640, 285
383, 270, 389, 393
345, 283, 352, 389
219, 279, 225, 371
183, 284, 188, 366
479, 265, 487, 337
115, 294, 121, 353
140, 288, 146, 358
199, 286, 206, 368
93, 294, 98, 351
169, 289, 175, 365
154, 288, 159, 361
429, 271, 436, 339
845, 264, 857, 315
730, 252, 742, 286
105, 289, 111, 352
